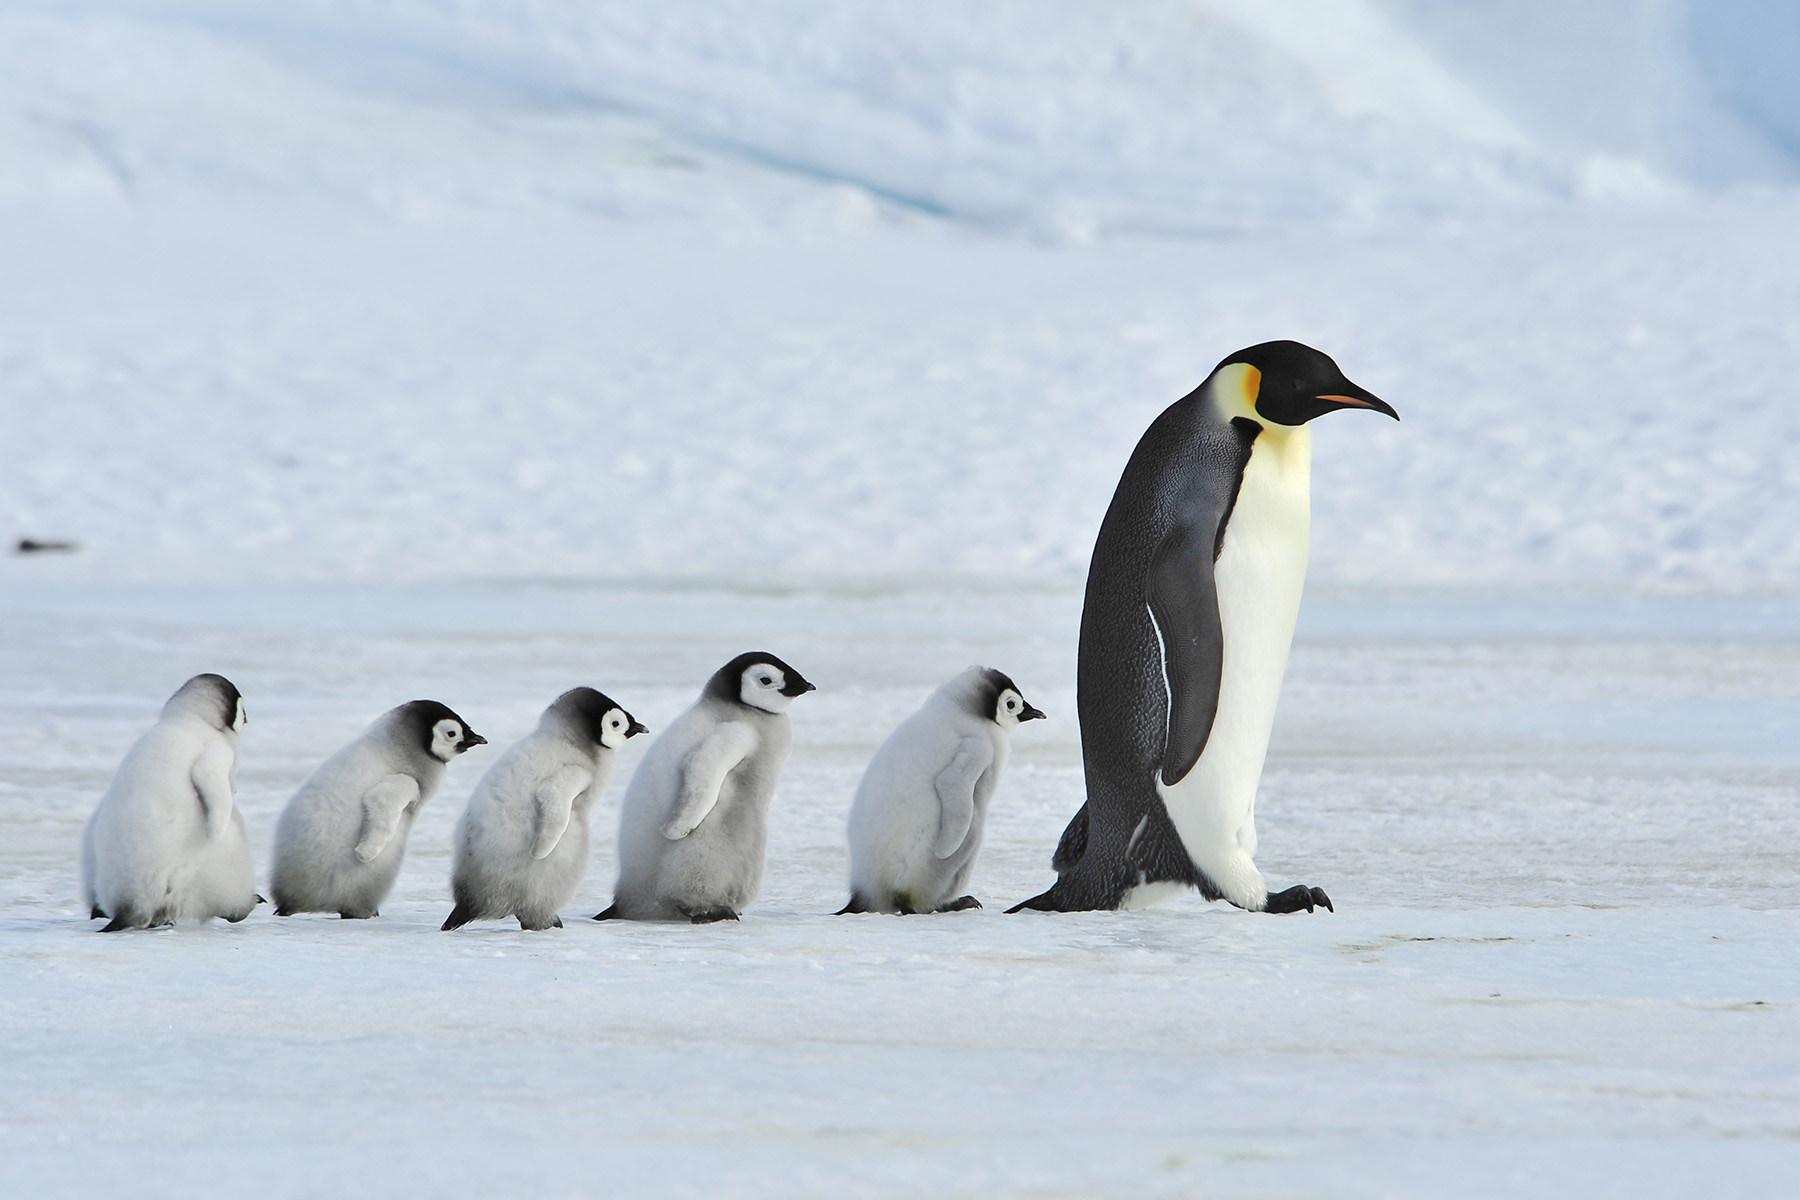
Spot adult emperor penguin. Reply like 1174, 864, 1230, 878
596, 652, 814, 923
81, 674, 261, 931
269, 700, 485, 919
1012, 340, 1396, 914
443, 688, 647, 931
839, 666, 1044, 915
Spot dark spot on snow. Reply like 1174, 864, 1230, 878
15, 538, 77, 555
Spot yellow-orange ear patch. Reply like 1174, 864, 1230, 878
1243, 365, 1262, 410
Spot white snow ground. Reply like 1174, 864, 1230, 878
3, 1, 1800, 1195
2, 583, 1798, 1196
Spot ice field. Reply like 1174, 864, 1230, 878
3, 582, 1798, 1195
3, 1, 1800, 1196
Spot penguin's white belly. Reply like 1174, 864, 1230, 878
1152, 427, 1311, 909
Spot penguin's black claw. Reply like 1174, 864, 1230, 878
688, 907, 739, 924
552, 916, 563, 929
89, 905, 106, 921
1263, 884, 1333, 914
937, 895, 983, 912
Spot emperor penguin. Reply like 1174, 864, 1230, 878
596, 652, 814, 923
443, 688, 647, 931
1012, 341, 1396, 915
269, 700, 486, 919
839, 667, 1044, 915
81, 674, 260, 931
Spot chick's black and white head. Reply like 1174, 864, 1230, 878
551, 687, 649, 751
166, 673, 246, 733
396, 700, 487, 763
1209, 340, 1398, 429
973, 667, 1045, 730
708, 652, 815, 715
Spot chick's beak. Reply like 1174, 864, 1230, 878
781, 679, 817, 697
461, 732, 488, 749
1019, 703, 1047, 722
626, 720, 649, 738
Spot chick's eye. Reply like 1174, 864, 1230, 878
759, 676, 772, 686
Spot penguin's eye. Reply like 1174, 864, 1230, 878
759, 675, 773, 687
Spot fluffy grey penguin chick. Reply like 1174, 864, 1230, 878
840, 666, 1044, 915
597, 652, 814, 923
443, 688, 647, 931
270, 700, 485, 919
81, 674, 260, 931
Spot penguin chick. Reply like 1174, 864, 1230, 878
597, 653, 814, 923
270, 700, 485, 919
840, 666, 1044, 915
443, 688, 647, 931
81, 674, 259, 931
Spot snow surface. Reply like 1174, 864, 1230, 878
3, 2, 1800, 1195
3, 583, 1799, 1196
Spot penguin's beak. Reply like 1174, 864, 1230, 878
780, 678, 817, 697
626, 719, 649, 738
1018, 703, 1046, 722
1315, 381, 1398, 420
461, 732, 488, 750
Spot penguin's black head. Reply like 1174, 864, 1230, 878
553, 686, 649, 750
1214, 340, 1397, 427
396, 700, 486, 763
168, 673, 245, 732
973, 667, 1046, 728
708, 651, 815, 714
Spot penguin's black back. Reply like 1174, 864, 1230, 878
1015, 385, 1256, 911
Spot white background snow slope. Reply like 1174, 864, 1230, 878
2, 2, 1799, 1196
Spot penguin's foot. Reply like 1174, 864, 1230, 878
835, 893, 872, 915
937, 896, 983, 912
338, 910, 375, 920
1263, 885, 1333, 914
515, 913, 562, 932
89, 905, 107, 921
687, 907, 739, 924
97, 914, 135, 933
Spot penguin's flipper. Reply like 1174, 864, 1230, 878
1146, 522, 1225, 787
441, 905, 476, 931
354, 774, 421, 864
932, 738, 993, 858
530, 765, 593, 860
592, 904, 621, 922
1263, 885, 1334, 914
